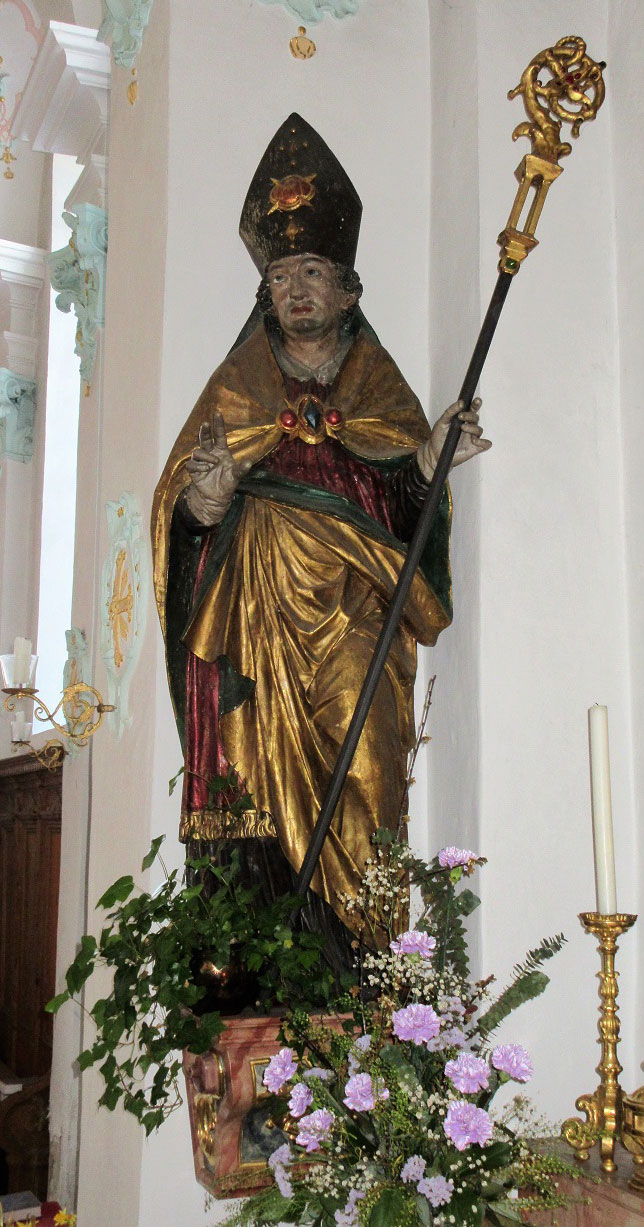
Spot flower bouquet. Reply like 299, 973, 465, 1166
225, 833, 580, 1227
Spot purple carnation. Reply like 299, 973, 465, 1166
392, 1002, 441, 1045
343, 1073, 389, 1112
443, 1100, 493, 1151
390, 930, 437, 958
268, 1142, 293, 1199
263, 1047, 297, 1093
268, 1143, 292, 1171
426, 1025, 467, 1053
348, 1034, 371, 1076
335, 1189, 365, 1226
303, 1065, 333, 1082
438, 846, 478, 869
492, 1043, 533, 1083
295, 1107, 335, 1153
418, 1175, 454, 1207
401, 1155, 426, 1183
275, 1165, 293, 1198
445, 1054, 490, 1094
288, 1081, 313, 1118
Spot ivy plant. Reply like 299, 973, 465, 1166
47, 837, 344, 1135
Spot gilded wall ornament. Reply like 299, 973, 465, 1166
0, 367, 35, 466
258, 0, 360, 21
48, 203, 108, 393
62, 627, 92, 746
290, 27, 316, 59
100, 492, 147, 737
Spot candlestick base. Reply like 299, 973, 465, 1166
561, 912, 637, 1173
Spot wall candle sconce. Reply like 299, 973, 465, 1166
1, 637, 114, 771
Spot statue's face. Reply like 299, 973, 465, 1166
266, 254, 355, 339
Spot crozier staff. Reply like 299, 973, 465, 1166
152, 114, 489, 969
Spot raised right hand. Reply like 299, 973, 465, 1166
184, 411, 251, 525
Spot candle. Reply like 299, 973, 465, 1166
13, 637, 32, 687
11, 711, 26, 742
588, 704, 617, 915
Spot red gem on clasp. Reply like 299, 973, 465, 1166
280, 409, 298, 430
326, 408, 343, 427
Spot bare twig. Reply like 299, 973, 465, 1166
396, 674, 436, 838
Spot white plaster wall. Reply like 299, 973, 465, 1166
608, 0, 644, 1090
475, 0, 640, 1121
0, 143, 50, 248
70, 0, 170, 1218
425, 0, 482, 886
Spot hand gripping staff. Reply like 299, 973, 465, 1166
295, 36, 606, 902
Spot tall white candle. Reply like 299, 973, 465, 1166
13, 637, 32, 687
588, 704, 617, 915
11, 711, 26, 742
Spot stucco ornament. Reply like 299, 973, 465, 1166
258, 0, 361, 23
0, 367, 35, 466
99, 0, 154, 68
47, 203, 108, 392
100, 492, 147, 738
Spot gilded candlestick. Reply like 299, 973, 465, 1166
562, 911, 636, 1172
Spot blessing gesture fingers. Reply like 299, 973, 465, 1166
184, 410, 251, 525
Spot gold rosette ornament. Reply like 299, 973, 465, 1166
268, 173, 317, 215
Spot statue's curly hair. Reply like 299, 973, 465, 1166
256, 263, 363, 335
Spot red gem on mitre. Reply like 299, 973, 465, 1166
280, 409, 298, 429
268, 174, 316, 214
325, 408, 343, 427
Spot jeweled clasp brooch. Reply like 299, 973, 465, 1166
277, 395, 344, 445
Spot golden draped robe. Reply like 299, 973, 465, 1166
152, 324, 452, 934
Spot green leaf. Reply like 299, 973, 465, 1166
65, 956, 94, 995
380, 1044, 422, 1095
79, 933, 97, 959
487, 1204, 524, 1224
369, 1189, 408, 1227
414, 1193, 431, 1225
453, 888, 480, 916
479, 1141, 512, 1170
168, 765, 184, 796
78, 1047, 97, 1071
96, 875, 135, 909
45, 990, 69, 1013
141, 835, 165, 871
181, 884, 203, 901
99, 1084, 121, 1111
372, 828, 394, 846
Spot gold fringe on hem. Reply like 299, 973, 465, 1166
179, 808, 277, 842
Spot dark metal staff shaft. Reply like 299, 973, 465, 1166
295, 270, 513, 899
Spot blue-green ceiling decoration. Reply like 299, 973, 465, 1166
258, 0, 361, 21
99, 0, 154, 69
98, 0, 362, 87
